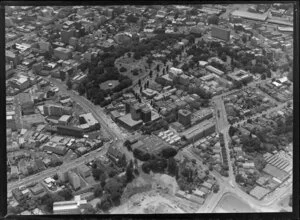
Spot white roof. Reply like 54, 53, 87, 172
278, 77, 288, 83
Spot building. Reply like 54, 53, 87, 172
211, 26, 230, 41
56, 125, 84, 138
117, 113, 143, 130
227, 69, 253, 84
30, 184, 45, 195
106, 146, 124, 164
142, 88, 158, 99
178, 109, 192, 126
181, 119, 215, 143
6, 115, 17, 131
22, 114, 46, 128
57, 170, 69, 182
206, 65, 224, 76
58, 115, 72, 125
230, 10, 268, 21
54, 47, 72, 60
169, 67, 183, 79
39, 41, 51, 51
11, 76, 30, 90
68, 171, 81, 190
77, 113, 100, 131
141, 107, 152, 123
249, 186, 270, 200
18, 93, 34, 115
130, 103, 142, 121
61, 29, 75, 44
53, 201, 82, 214
43, 144, 67, 156
77, 165, 91, 178
43, 104, 72, 117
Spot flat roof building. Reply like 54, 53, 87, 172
180, 119, 215, 143
231, 10, 268, 21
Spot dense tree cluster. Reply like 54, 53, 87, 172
142, 158, 168, 174
140, 119, 169, 134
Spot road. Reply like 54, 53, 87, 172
7, 142, 110, 192
8, 76, 129, 193
46, 77, 125, 141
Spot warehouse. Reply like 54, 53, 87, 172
230, 10, 268, 21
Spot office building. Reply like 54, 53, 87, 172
211, 26, 230, 41
68, 171, 81, 190
141, 107, 152, 123
178, 109, 192, 126
43, 104, 72, 117
130, 103, 142, 121
77, 113, 100, 131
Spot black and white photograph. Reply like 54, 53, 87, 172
2, 2, 298, 216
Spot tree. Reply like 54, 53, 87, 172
123, 140, 131, 148
66, 79, 72, 90
93, 184, 103, 197
132, 69, 139, 76
212, 184, 220, 193
167, 158, 178, 177
120, 67, 127, 72
181, 63, 189, 72
126, 163, 134, 183
92, 168, 105, 180
161, 147, 178, 159
104, 178, 123, 205
97, 196, 112, 212
235, 174, 244, 183
254, 155, 267, 171
60, 71, 66, 81
57, 189, 73, 201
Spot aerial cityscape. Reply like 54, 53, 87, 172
5, 4, 293, 215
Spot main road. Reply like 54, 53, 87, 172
7, 142, 111, 193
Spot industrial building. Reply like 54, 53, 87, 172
53, 197, 87, 214
211, 26, 231, 41
230, 10, 268, 21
